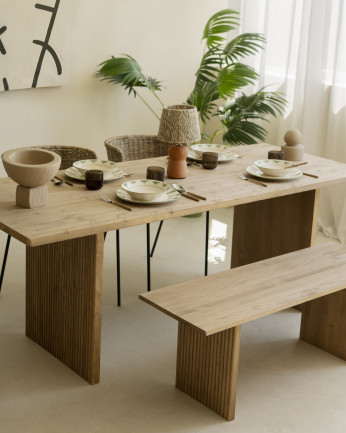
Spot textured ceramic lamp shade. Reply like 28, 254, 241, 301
157, 105, 201, 178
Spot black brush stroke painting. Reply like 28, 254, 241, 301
0, 25, 9, 90
32, 0, 62, 88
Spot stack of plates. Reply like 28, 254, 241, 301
117, 179, 180, 204
189, 144, 238, 162
246, 159, 303, 180
65, 159, 125, 181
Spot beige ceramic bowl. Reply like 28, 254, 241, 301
73, 159, 117, 175
2, 147, 61, 187
121, 179, 170, 201
254, 159, 293, 177
191, 143, 232, 159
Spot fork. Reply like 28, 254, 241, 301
239, 173, 267, 187
101, 195, 132, 211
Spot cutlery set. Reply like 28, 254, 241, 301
172, 184, 207, 201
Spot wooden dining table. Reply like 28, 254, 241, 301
1, 143, 346, 384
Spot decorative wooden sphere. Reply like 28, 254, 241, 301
284, 129, 302, 147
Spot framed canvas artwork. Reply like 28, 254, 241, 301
0, 0, 67, 92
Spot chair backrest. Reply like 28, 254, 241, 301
104, 135, 170, 162
32, 145, 97, 170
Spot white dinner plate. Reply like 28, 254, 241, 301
246, 165, 303, 180
65, 166, 125, 182
116, 187, 180, 204
188, 149, 239, 162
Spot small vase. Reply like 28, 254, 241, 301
167, 144, 189, 179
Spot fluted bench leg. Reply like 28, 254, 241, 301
300, 289, 346, 360
26, 234, 104, 384
176, 322, 241, 421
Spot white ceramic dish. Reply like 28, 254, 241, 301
121, 179, 172, 201
188, 149, 238, 162
191, 143, 234, 158
73, 159, 118, 175
254, 159, 294, 177
246, 165, 303, 180
116, 187, 180, 204
65, 166, 124, 182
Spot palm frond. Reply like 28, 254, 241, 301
202, 9, 240, 48
194, 47, 223, 87
187, 81, 219, 123
222, 120, 268, 145
219, 90, 287, 144
218, 64, 259, 98
95, 55, 163, 96
223, 33, 266, 63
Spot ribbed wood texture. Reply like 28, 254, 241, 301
300, 289, 346, 359
176, 323, 241, 421
26, 234, 103, 384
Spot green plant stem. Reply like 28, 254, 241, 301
208, 126, 226, 143
151, 90, 165, 107
136, 92, 161, 120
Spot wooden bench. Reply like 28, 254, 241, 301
139, 242, 346, 422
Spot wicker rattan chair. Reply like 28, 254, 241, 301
105, 135, 170, 162
0, 145, 97, 293
104, 135, 171, 304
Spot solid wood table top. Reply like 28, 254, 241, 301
139, 242, 346, 336
1, 143, 346, 246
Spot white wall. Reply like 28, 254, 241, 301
0, 0, 229, 176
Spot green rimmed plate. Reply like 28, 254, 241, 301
116, 182, 180, 204
65, 166, 125, 182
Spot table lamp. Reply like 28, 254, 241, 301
157, 104, 200, 178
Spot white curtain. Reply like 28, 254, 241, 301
228, 0, 346, 243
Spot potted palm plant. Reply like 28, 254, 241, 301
95, 9, 286, 146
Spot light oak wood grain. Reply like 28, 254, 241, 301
140, 242, 346, 421
1, 143, 346, 246
139, 242, 346, 336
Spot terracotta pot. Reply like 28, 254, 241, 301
167, 144, 188, 179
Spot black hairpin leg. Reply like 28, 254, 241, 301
0, 234, 11, 292
150, 220, 164, 257
146, 224, 151, 291
205, 212, 209, 276
116, 229, 121, 306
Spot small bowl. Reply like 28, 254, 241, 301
121, 179, 170, 201
191, 143, 233, 159
1, 147, 61, 187
73, 159, 117, 176
254, 159, 293, 177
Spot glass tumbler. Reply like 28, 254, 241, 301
202, 152, 218, 169
146, 166, 165, 182
85, 169, 104, 190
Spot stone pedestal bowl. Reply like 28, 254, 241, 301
1, 147, 61, 208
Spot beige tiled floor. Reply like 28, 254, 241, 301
1, 208, 345, 433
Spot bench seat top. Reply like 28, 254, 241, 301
139, 243, 346, 336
